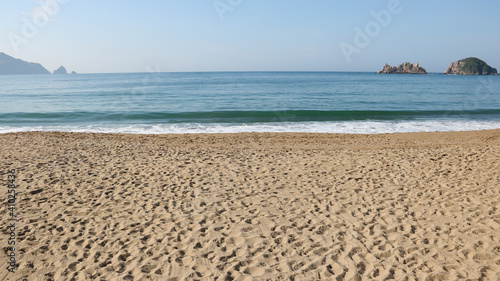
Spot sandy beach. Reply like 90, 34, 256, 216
1, 130, 500, 280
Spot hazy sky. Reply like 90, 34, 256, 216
1, 0, 499, 73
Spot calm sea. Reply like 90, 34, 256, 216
1, 72, 500, 134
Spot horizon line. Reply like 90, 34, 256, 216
1, 70, 454, 75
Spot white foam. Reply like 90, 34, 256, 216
1, 120, 500, 134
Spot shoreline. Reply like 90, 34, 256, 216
2, 120, 500, 135
1, 129, 499, 280
2, 127, 500, 136
1, 128, 500, 147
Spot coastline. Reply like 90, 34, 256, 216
1, 128, 500, 148
1, 130, 499, 280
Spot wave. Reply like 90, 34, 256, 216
2, 109, 500, 124
1, 120, 500, 135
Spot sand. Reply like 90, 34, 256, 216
1, 130, 500, 280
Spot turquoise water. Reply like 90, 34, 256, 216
1, 72, 500, 134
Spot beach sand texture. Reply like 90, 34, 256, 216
1, 131, 500, 280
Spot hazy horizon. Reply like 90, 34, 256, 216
1, 1, 499, 74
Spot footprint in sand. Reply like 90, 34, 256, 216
244, 267, 266, 277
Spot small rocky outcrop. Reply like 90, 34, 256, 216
71, 71, 77, 74
377, 62, 427, 74
53, 66, 68, 74
444, 57, 497, 75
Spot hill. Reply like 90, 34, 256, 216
444, 57, 497, 75
0, 52, 50, 75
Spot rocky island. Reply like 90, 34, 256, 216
53, 65, 68, 74
0, 52, 50, 75
444, 57, 497, 75
377, 62, 427, 74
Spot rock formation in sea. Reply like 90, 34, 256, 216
53, 66, 68, 74
444, 57, 497, 75
377, 62, 427, 74
71, 71, 77, 74
0, 52, 51, 75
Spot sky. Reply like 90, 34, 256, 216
1, 0, 499, 73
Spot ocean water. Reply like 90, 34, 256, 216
1, 72, 500, 134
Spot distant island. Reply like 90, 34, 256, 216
0, 52, 76, 75
377, 62, 427, 74
53, 65, 68, 75
444, 57, 498, 75
0, 52, 50, 75
2, 51, 498, 76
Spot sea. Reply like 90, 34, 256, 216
1, 71, 500, 134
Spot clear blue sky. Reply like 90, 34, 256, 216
1, 0, 499, 73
